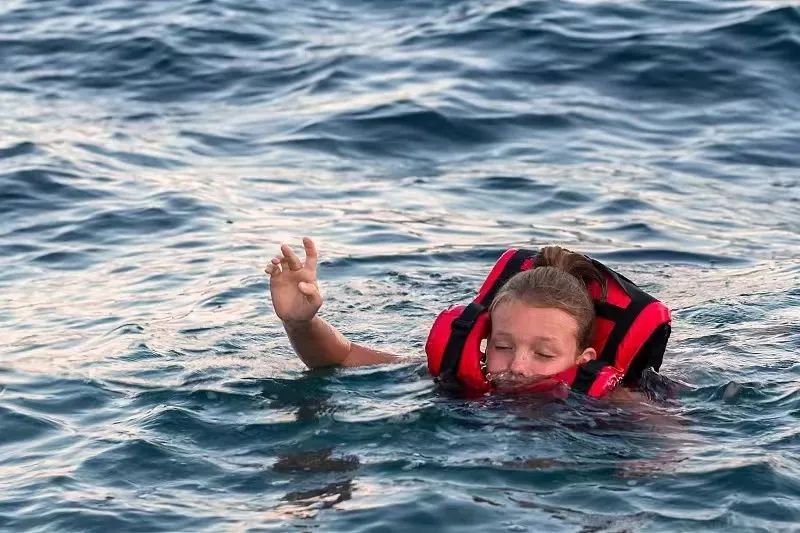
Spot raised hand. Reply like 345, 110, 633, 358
264, 237, 322, 323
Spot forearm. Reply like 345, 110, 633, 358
282, 316, 401, 369
283, 316, 351, 369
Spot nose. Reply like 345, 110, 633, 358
509, 350, 536, 377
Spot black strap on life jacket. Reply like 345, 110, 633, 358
624, 322, 670, 385
589, 258, 667, 384
571, 359, 609, 394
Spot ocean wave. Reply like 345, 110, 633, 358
2, 1, 800, 531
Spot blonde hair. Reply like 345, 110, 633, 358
489, 246, 607, 350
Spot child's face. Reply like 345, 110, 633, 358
486, 299, 595, 383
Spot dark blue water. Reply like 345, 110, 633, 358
2, 1, 799, 531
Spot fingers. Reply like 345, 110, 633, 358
281, 243, 303, 271
302, 237, 318, 271
264, 238, 318, 276
264, 256, 283, 276
298, 281, 322, 307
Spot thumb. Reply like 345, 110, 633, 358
298, 281, 322, 306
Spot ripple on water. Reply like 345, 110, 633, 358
4, 494, 214, 533
594, 222, 670, 243
78, 437, 225, 487
0, 405, 61, 447
40, 193, 217, 251
681, 301, 768, 326
589, 197, 658, 215
0, 141, 39, 159
591, 248, 750, 266
2, 0, 800, 531
75, 142, 184, 170
286, 104, 577, 160
7, 377, 115, 416
475, 175, 554, 191
0, 168, 106, 216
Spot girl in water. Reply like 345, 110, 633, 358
265, 237, 671, 399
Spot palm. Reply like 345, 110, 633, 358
265, 238, 322, 323
271, 267, 317, 321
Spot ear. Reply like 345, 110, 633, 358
576, 347, 597, 366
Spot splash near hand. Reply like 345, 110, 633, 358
264, 237, 322, 324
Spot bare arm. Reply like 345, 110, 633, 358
283, 317, 399, 368
266, 238, 401, 369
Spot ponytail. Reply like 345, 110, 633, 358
537, 246, 607, 301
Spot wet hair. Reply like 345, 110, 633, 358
489, 246, 608, 350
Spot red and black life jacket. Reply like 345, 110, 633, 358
425, 248, 671, 398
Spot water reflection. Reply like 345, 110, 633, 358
263, 371, 337, 423
278, 479, 355, 519
272, 448, 360, 520
273, 448, 360, 474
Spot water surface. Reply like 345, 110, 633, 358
1, 1, 799, 531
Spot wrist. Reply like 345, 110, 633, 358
282, 317, 315, 331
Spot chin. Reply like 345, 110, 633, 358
488, 372, 566, 395
494, 380, 570, 399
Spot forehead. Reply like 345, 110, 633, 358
490, 300, 578, 343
